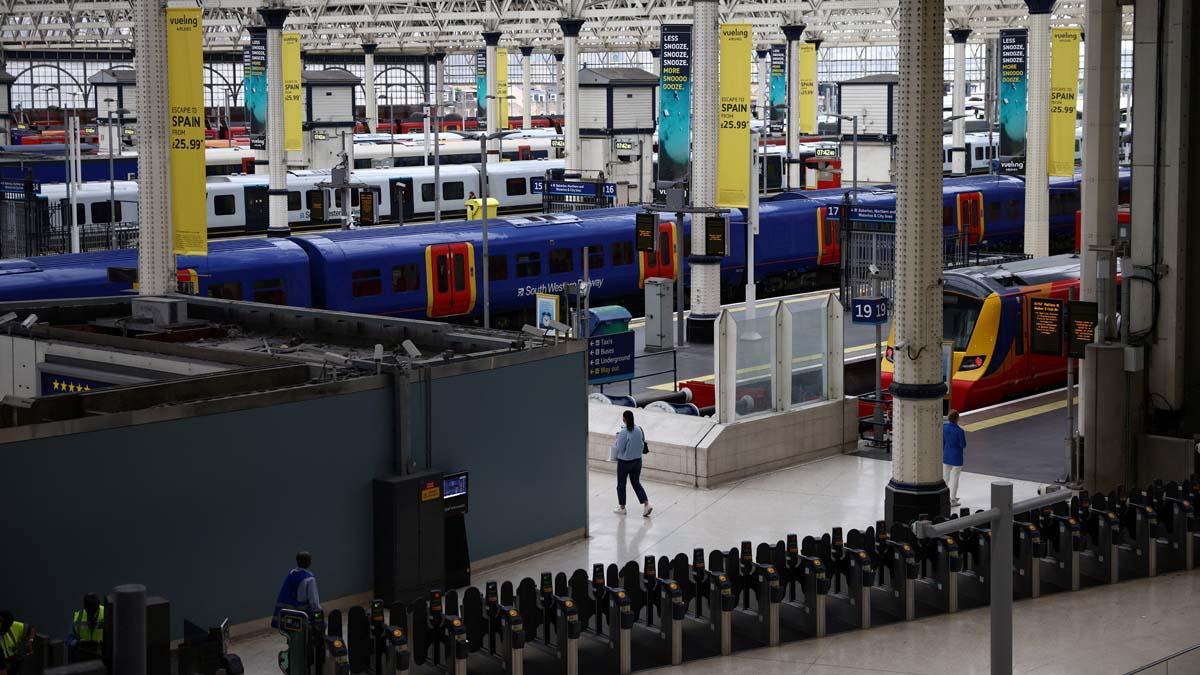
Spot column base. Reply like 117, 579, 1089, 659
884, 478, 950, 524
266, 228, 292, 238
686, 314, 718, 344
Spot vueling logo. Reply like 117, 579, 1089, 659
169, 15, 199, 27
725, 27, 749, 39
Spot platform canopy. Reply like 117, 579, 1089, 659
0, 0, 1128, 52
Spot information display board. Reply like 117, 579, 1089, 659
704, 215, 728, 257
587, 331, 636, 385
635, 213, 657, 253
1066, 300, 1098, 359
1030, 296, 1064, 356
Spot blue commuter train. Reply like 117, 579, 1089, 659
0, 171, 1130, 326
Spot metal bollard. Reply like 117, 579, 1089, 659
113, 584, 146, 675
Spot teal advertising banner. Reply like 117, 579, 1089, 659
243, 27, 267, 148
999, 28, 1027, 173
657, 24, 692, 189
769, 45, 785, 134
475, 50, 487, 116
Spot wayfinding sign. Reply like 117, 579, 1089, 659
587, 331, 636, 385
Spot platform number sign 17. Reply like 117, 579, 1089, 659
851, 297, 888, 324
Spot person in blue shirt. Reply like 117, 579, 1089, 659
611, 410, 652, 517
271, 551, 322, 628
943, 410, 967, 507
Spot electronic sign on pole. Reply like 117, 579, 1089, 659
1030, 296, 1065, 356
1066, 300, 1098, 359
635, 212, 657, 253
704, 215, 728, 257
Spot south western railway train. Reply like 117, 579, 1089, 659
0, 170, 1129, 326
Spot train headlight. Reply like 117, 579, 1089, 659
958, 355, 986, 371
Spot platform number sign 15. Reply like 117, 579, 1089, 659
851, 297, 888, 324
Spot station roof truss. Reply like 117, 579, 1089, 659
0, 1, 1131, 54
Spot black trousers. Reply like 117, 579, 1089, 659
616, 458, 648, 506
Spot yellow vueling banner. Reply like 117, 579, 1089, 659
717, 23, 751, 208
282, 33, 303, 152
496, 49, 509, 130
1048, 28, 1081, 176
166, 7, 206, 256
798, 43, 817, 135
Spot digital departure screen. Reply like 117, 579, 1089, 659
1030, 296, 1064, 357
635, 212, 657, 253
704, 216, 727, 257
443, 472, 468, 499
1066, 300, 1098, 359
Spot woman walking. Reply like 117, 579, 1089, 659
611, 410, 652, 517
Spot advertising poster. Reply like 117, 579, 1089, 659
536, 293, 559, 333
769, 45, 786, 133
243, 28, 267, 143
166, 7, 206, 256
657, 24, 692, 189
716, 23, 752, 209
475, 50, 487, 116
999, 28, 1028, 173
1048, 28, 1082, 176
797, 43, 817, 135
496, 48, 509, 129
282, 32, 303, 152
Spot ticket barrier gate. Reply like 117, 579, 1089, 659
277, 609, 350, 675
815, 529, 874, 631
722, 543, 783, 648
615, 558, 686, 668
504, 574, 581, 675
405, 591, 470, 675
1105, 487, 1161, 579
565, 566, 632, 675
774, 535, 830, 637
666, 549, 734, 658
890, 523, 962, 615
1071, 493, 1121, 584
948, 511, 992, 606
458, 582, 526, 675
1012, 517, 1043, 599
864, 522, 917, 623
1029, 505, 1082, 592
1142, 481, 1196, 572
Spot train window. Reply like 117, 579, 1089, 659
287, 192, 302, 211
975, 147, 984, 161
549, 249, 573, 274
587, 245, 604, 270
422, 183, 435, 202
214, 194, 236, 216
506, 178, 527, 196
1006, 199, 1021, 220
75, 203, 87, 225
306, 191, 324, 209
488, 254, 508, 281
90, 201, 122, 224
987, 200, 1000, 224
334, 191, 361, 208
391, 264, 420, 292
944, 293, 983, 351
207, 282, 243, 300
943, 205, 954, 227
351, 269, 382, 297
1119, 186, 1131, 204
611, 241, 634, 266
443, 182, 465, 200
435, 255, 450, 293
516, 252, 541, 277
659, 232, 671, 267
452, 252, 467, 291
252, 279, 286, 305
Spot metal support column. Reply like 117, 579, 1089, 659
756, 47, 770, 126
520, 46, 534, 129
950, 28, 972, 175
483, 30, 502, 162
685, 0, 721, 342
1077, 0, 1122, 465
362, 42, 378, 133
781, 22, 806, 189
134, 0, 173, 294
885, 0, 949, 523
434, 52, 445, 224
260, 4, 292, 239
1023, 0, 1055, 257
649, 48, 661, 77
558, 18, 585, 171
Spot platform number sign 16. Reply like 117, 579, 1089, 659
851, 297, 888, 325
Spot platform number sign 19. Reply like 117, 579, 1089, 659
851, 296, 888, 324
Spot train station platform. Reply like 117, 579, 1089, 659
959, 387, 1077, 484
229, 453, 1200, 674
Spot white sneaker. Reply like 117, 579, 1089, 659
613, 506, 627, 515
642, 503, 653, 517
951, 498, 961, 507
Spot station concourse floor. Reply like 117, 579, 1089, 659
230, 453, 1200, 674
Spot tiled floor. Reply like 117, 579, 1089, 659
231, 455, 1199, 674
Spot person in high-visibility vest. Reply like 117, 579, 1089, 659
271, 551, 321, 628
68, 594, 104, 662
0, 609, 32, 674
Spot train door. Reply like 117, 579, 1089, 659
957, 192, 984, 245
816, 206, 840, 266
389, 178, 414, 223
425, 242, 476, 318
244, 186, 269, 233
307, 189, 326, 224
638, 221, 677, 288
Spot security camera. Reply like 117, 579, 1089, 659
401, 339, 422, 359
323, 352, 352, 367
0, 312, 17, 327
547, 319, 573, 336
868, 263, 880, 276
521, 324, 549, 338
20, 314, 38, 330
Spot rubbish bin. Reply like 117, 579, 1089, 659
465, 197, 499, 220
584, 305, 632, 337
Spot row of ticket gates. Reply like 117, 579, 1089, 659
279, 478, 1200, 675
